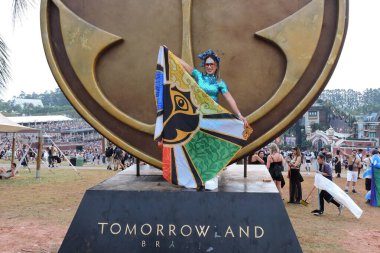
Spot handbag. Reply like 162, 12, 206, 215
348, 157, 356, 171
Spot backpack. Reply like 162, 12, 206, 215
114, 147, 123, 159
105, 147, 113, 157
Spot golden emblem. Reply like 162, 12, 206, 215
41, 0, 348, 168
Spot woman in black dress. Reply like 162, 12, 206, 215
288, 147, 303, 204
267, 143, 285, 199
251, 150, 265, 165
334, 150, 342, 178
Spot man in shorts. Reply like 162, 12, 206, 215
305, 151, 313, 175
342, 149, 361, 193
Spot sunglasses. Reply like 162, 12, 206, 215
205, 63, 215, 67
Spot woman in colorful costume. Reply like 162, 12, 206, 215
177, 49, 248, 128
154, 47, 251, 190
178, 50, 247, 190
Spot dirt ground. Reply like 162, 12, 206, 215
0, 164, 379, 253
286, 174, 380, 253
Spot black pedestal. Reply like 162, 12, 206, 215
59, 165, 302, 253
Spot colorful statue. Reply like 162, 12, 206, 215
154, 46, 252, 190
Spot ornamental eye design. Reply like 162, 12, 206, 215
174, 95, 189, 112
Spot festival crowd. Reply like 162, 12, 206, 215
0, 118, 121, 170
251, 144, 380, 215
1, 117, 379, 213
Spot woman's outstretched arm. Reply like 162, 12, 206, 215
223, 91, 248, 127
176, 56, 194, 74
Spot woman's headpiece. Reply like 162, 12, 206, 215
197, 49, 221, 67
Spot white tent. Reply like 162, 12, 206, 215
0, 113, 39, 133
0, 113, 42, 177
7, 115, 72, 124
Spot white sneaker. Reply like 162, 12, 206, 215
338, 205, 344, 216
205, 177, 218, 190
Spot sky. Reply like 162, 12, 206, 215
0, 0, 379, 101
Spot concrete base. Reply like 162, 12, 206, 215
59, 165, 302, 253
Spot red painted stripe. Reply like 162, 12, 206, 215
162, 147, 171, 182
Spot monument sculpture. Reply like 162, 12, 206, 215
40, 0, 348, 252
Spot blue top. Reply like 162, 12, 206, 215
191, 69, 228, 103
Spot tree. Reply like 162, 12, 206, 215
320, 88, 380, 115
0, 37, 11, 90
301, 140, 312, 150
310, 123, 328, 132
1, 89, 78, 117
0, 0, 35, 90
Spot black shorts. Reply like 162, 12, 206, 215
365, 178, 371, 191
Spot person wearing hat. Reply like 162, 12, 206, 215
176, 49, 248, 128
105, 143, 114, 170
176, 49, 248, 190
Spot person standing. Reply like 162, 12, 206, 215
47, 146, 53, 168
311, 154, 344, 216
288, 147, 303, 204
305, 151, 312, 176
113, 146, 124, 171
176, 49, 248, 190
21, 144, 29, 169
177, 49, 247, 126
333, 150, 342, 178
357, 149, 364, 179
105, 144, 114, 170
342, 149, 361, 193
266, 143, 285, 200
51, 144, 59, 168
251, 150, 265, 165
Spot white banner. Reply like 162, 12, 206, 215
314, 173, 363, 219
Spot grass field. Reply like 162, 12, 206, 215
0, 164, 379, 253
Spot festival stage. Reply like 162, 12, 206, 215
59, 165, 302, 253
